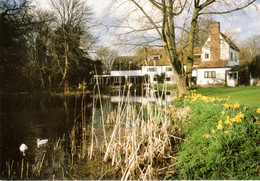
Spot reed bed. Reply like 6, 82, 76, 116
1, 80, 184, 180
101, 84, 184, 180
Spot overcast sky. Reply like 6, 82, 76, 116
34, 0, 260, 54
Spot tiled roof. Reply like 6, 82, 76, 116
145, 48, 169, 66
144, 47, 202, 66
198, 60, 228, 68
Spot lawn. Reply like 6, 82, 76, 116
196, 86, 260, 107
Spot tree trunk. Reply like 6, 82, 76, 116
39, 70, 45, 88
186, 8, 199, 88
60, 40, 69, 88
173, 71, 186, 93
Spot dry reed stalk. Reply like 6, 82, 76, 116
89, 86, 96, 160
101, 84, 184, 180
20, 158, 24, 179
95, 70, 107, 149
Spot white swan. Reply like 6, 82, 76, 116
37, 138, 48, 148
19, 143, 28, 156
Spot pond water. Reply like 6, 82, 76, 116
0, 87, 176, 179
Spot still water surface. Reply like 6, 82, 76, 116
0, 88, 176, 179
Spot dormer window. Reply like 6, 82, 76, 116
205, 54, 209, 59
194, 54, 201, 58
231, 52, 233, 61
150, 55, 161, 60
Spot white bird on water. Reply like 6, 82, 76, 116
19, 143, 28, 156
37, 138, 48, 148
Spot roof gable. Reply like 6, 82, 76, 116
220, 33, 240, 51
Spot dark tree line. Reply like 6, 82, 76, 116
0, 0, 101, 92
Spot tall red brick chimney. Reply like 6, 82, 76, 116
210, 22, 220, 61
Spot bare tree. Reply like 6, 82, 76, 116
96, 46, 118, 74
239, 34, 260, 65
108, 0, 257, 92
50, 0, 94, 90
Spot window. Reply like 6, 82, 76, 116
230, 52, 233, 61
229, 73, 233, 79
229, 72, 238, 80
194, 54, 201, 58
114, 77, 122, 83
166, 77, 171, 81
150, 55, 161, 60
148, 67, 157, 72
205, 54, 209, 59
166, 67, 172, 71
204, 71, 216, 78
153, 77, 157, 81
234, 73, 237, 79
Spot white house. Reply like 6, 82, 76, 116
197, 22, 240, 86
141, 66, 175, 84
92, 22, 240, 87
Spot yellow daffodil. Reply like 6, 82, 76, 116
225, 120, 233, 126
203, 134, 210, 139
257, 108, 260, 113
224, 130, 230, 134
217, 124, 224, 130
211, 129, 216, 134
223, 103, 230, 109
222, 111, 225, 115
233, 102, 240, 110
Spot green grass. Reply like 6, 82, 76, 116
196, 86, 260, 107
158, 84, 177, 89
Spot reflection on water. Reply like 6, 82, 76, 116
0, 94, 76, 166
110, 89, 176, 105
0, 87, 176, 179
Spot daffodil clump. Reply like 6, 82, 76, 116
174, 90, 260, 180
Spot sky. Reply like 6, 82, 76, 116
34, 0, 260, 54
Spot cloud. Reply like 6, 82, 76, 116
33, 0, 260, 53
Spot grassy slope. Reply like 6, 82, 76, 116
196, 86, 260, 107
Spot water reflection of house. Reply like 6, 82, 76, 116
109, 89, 177, 105
92, 22, 240, 87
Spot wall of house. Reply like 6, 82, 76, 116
227, 72, 238, 87
197, 68, 230, 85
201, 37, 211, 62
227, 48, 239, 66
220, 36, 230, 60
201, 34, 239, 66
142, 66, 175, 84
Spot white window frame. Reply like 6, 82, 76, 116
204, 71, 216, 78
148, 67, 157, 72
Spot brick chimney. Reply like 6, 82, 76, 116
210, 22, 220, 61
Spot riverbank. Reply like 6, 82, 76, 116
1, 87, 259, 180
171, 90, 259, 179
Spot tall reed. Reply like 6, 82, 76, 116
101, 84, 183, 180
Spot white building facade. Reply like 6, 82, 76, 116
197, 22, 240, 87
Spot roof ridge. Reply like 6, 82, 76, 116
220, 32, 240, 51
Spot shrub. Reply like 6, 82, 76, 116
173, 91, 260, 179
